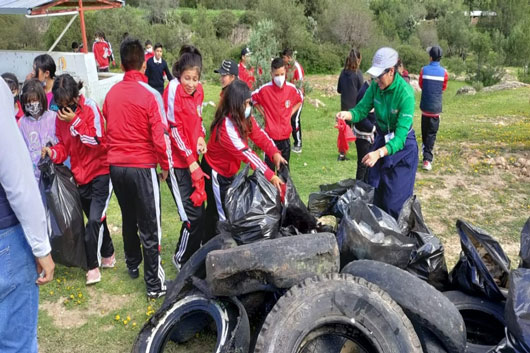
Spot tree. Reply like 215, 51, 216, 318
369, 0, 427, 42
437, 8, 471, 59
248, 19, 279, 88
319, 0, 377, 49
505, 20, 530, 70
256, 0, 310, 49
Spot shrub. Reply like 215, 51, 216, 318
517, 68, 530, 84
396, 44, 429, 75
180, 11, 193, 25
297, 41, 343, 74
248, 19, 279, 89
444, 56, 466, 76
471, 81, 483, 92
239, 11, 259, 26
214, 10, 238, 39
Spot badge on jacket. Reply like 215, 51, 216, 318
285, 100, 291, 108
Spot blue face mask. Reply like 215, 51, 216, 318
244, 105, 252, 119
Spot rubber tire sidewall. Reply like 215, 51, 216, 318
254, 273, 422, 353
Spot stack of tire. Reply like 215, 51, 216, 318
132, 235, 470, 352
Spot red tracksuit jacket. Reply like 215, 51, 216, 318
92, 41, 111, 69
251, 82, 303, 140
50, 95, 109, 185
163, 78, 205, 168
288, 61, 305, 83
103, 70, 172, 170
239, 62, 256, 90
205, 116, 279, 181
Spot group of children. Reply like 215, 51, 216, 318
4, 38, 307, 299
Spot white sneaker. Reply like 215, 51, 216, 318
86, 268, 101, 285
422, 160, 432, 171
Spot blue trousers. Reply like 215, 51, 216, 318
0, 223, 39, 353
367, 129, 418, 219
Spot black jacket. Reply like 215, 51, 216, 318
145, 57, 173, 94
353, 81, 376, 133
337, 69, 363, 111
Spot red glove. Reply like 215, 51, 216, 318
190, 167, 210, 207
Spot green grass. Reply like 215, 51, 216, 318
38, 76, 530, 352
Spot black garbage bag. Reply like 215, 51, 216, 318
519, 218, 530, 268
337, 198, 416, 268
224, 165, 282, 245
38, 156, 87, 270
449, 219, 511, 302
334, 181, 374, 218
398, 196, 449, 290
278, 167, 317, 234
307, 178, 374, 218
504, 268, 530, 351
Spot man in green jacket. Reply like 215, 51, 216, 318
336, 47, 418, 218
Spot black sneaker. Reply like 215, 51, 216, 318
128, 266, 139, 279
337, 154, 349, 161
147, 289, 166, 300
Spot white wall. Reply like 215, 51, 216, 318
0, 50, 122, 106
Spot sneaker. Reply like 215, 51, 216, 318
172, 254, 181, 272
147, 289, 166, 300
292, 145, 302, 154
101, 253, 116, 269
128, 266, 139, 279
337, 154, 349, 161
86, 268, 101, 285
422, 160, 432, 171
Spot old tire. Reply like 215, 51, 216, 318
342, 260, 466, 353
206, 232, 339, 296
443, 291, 505, 353
254, 273, 422, 353
132, 294, 250, 353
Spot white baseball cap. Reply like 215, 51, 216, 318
366, 47, 399, 78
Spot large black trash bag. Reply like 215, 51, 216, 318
307, 178, 374, 218
38, 156, 87, 270
337, 198, 416, 268
504, 269, 530, 351
449, 219, 511, 302
398, 196, 449, 290
519, 218, 530, 268
278, 167, 316, 234
334, 181, 374, 218
224, 165, 282, 245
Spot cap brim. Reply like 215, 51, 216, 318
367, 66, 385, 78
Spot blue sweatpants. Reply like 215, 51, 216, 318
367, 129, 418, 219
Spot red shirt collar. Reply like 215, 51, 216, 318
124, 70, 148, 83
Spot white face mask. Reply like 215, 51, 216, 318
25, 102, 41, 117
146, 47, 153, 53
273, 75, 285, 88
244, 105, 252, 119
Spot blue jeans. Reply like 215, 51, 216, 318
0, 223, 39, 353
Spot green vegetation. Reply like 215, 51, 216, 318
2, 0, 530, 86
37, 77, 529, 352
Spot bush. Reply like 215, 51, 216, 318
239, 11, 259, 26
214, 10, 238, 39
471, 81, 484, 92
297, 41, 343, 74
444, 56, 466, 76
517, 68, 530, 84
180, 11, 193, 25
396, 44, 429, 75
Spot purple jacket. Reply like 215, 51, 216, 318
18, 110, 58, 180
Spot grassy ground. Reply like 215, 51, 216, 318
38, 75, 530, 353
